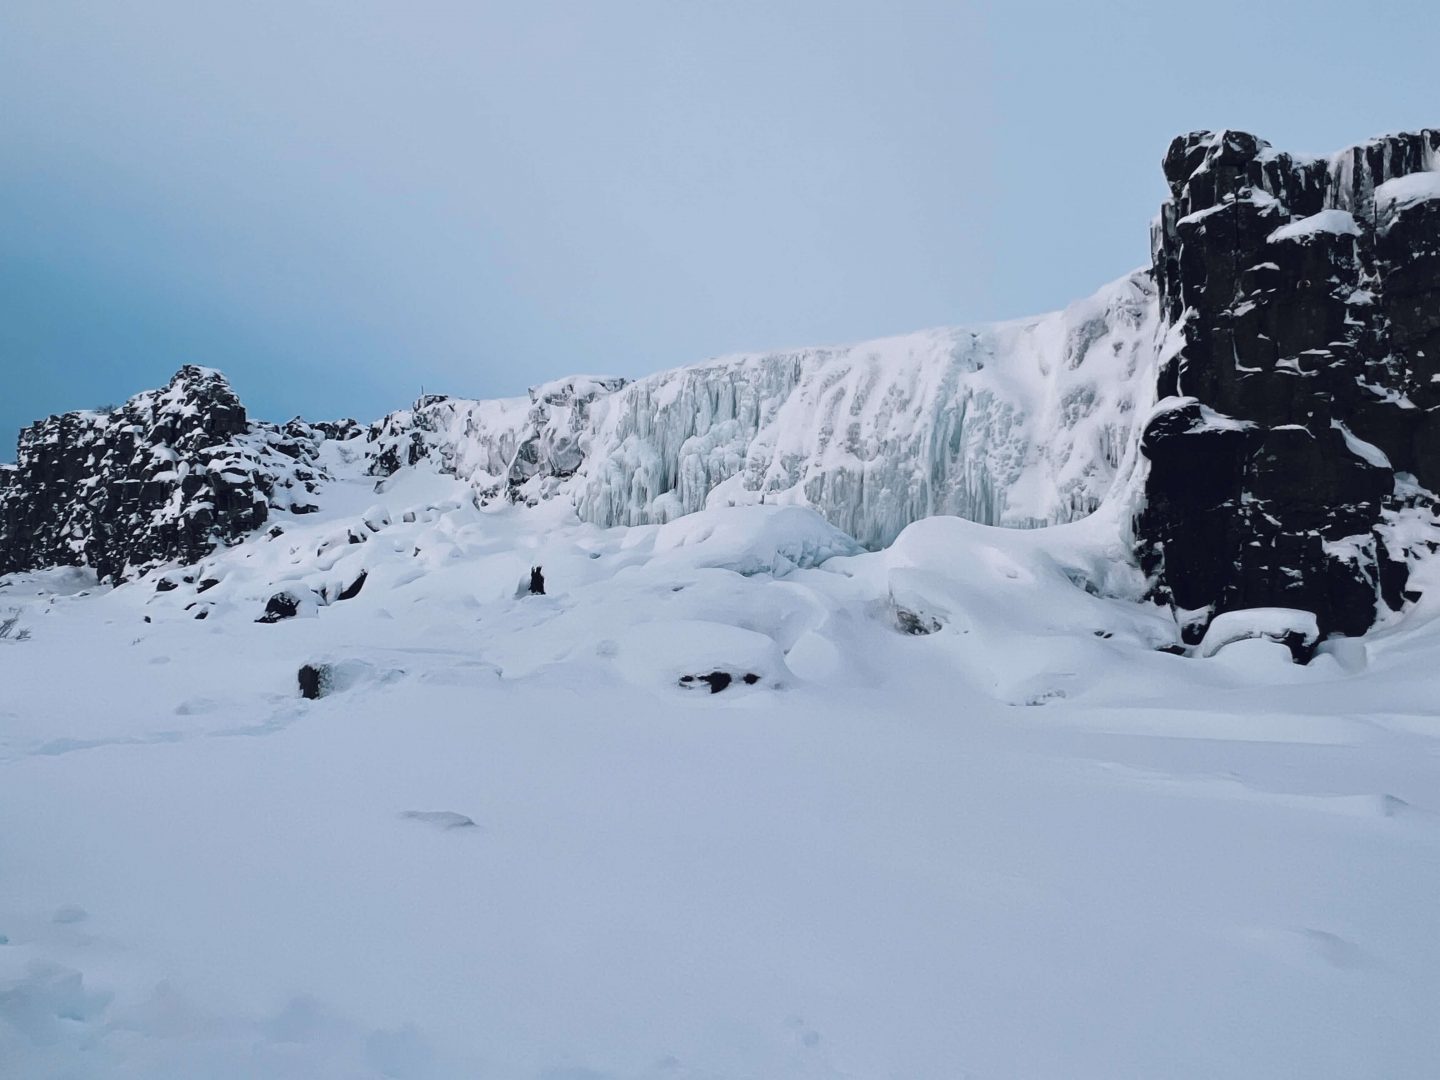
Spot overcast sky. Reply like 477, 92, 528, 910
3, 0, 1437, 453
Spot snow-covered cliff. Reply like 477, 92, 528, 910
370, 271, 1161, 549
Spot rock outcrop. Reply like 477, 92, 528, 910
0, 366, 357, 582
1137, 129, 1440, 640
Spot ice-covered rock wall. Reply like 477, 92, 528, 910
574, 273, 1160, 547
0, 366, 359, 581
1138, 129, 1440, 639
373, 273, 1161, 549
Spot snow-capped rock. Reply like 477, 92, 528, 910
1196, 608, 1321, 662
0, 366, 359, 582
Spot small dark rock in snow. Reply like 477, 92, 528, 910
154, 578, 178, 593
336, 571, 367, 602
196, 578, 220, 593
678, 671, 759, 693
529, 565, 546, 595
400, 810, 476, 830
895, 607, 941, 636
298, 663, 329, 700
257, 591, 301, 623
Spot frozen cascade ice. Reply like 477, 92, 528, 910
369, 271, 1162, 549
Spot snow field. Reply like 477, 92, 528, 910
2, 466, 1439, 1078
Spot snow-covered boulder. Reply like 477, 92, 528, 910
1197, 608, 1321, 662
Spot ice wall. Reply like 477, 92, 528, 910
373, 271, 1162, 549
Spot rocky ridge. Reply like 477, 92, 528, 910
0, 366, 360, 582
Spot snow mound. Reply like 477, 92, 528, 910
609, 619, 791, 695
648, 505, 863, 576
1267, 208, 1362, 243
1197, 608, 1321, 660
880, 513, 1178, 702
1375, 169, 1440, 227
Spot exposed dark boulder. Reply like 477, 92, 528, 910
298, 662, 328, 699
1138, 129, 1440, 640
336, 571, 368, 602
257, 591, 302, 624
895, 608, 943, 636
677, 671, 761, 693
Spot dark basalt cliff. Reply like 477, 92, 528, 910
0, 366, 358, 582
1136, 129, 1440, 640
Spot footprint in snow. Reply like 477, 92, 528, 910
1298, 928, 1368, 970
400, 811, 477, 830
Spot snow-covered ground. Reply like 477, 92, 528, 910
3, 463, 1439, 1078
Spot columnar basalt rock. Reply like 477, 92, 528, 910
0, 367, 355, 582
1137, 129, 1440, 640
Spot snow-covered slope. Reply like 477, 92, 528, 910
371, 272, 1160, 549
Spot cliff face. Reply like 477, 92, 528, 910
0, 366, 357, 582
1137, 129, 1440, 639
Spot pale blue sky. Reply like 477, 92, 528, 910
3, 0, 1436, 454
